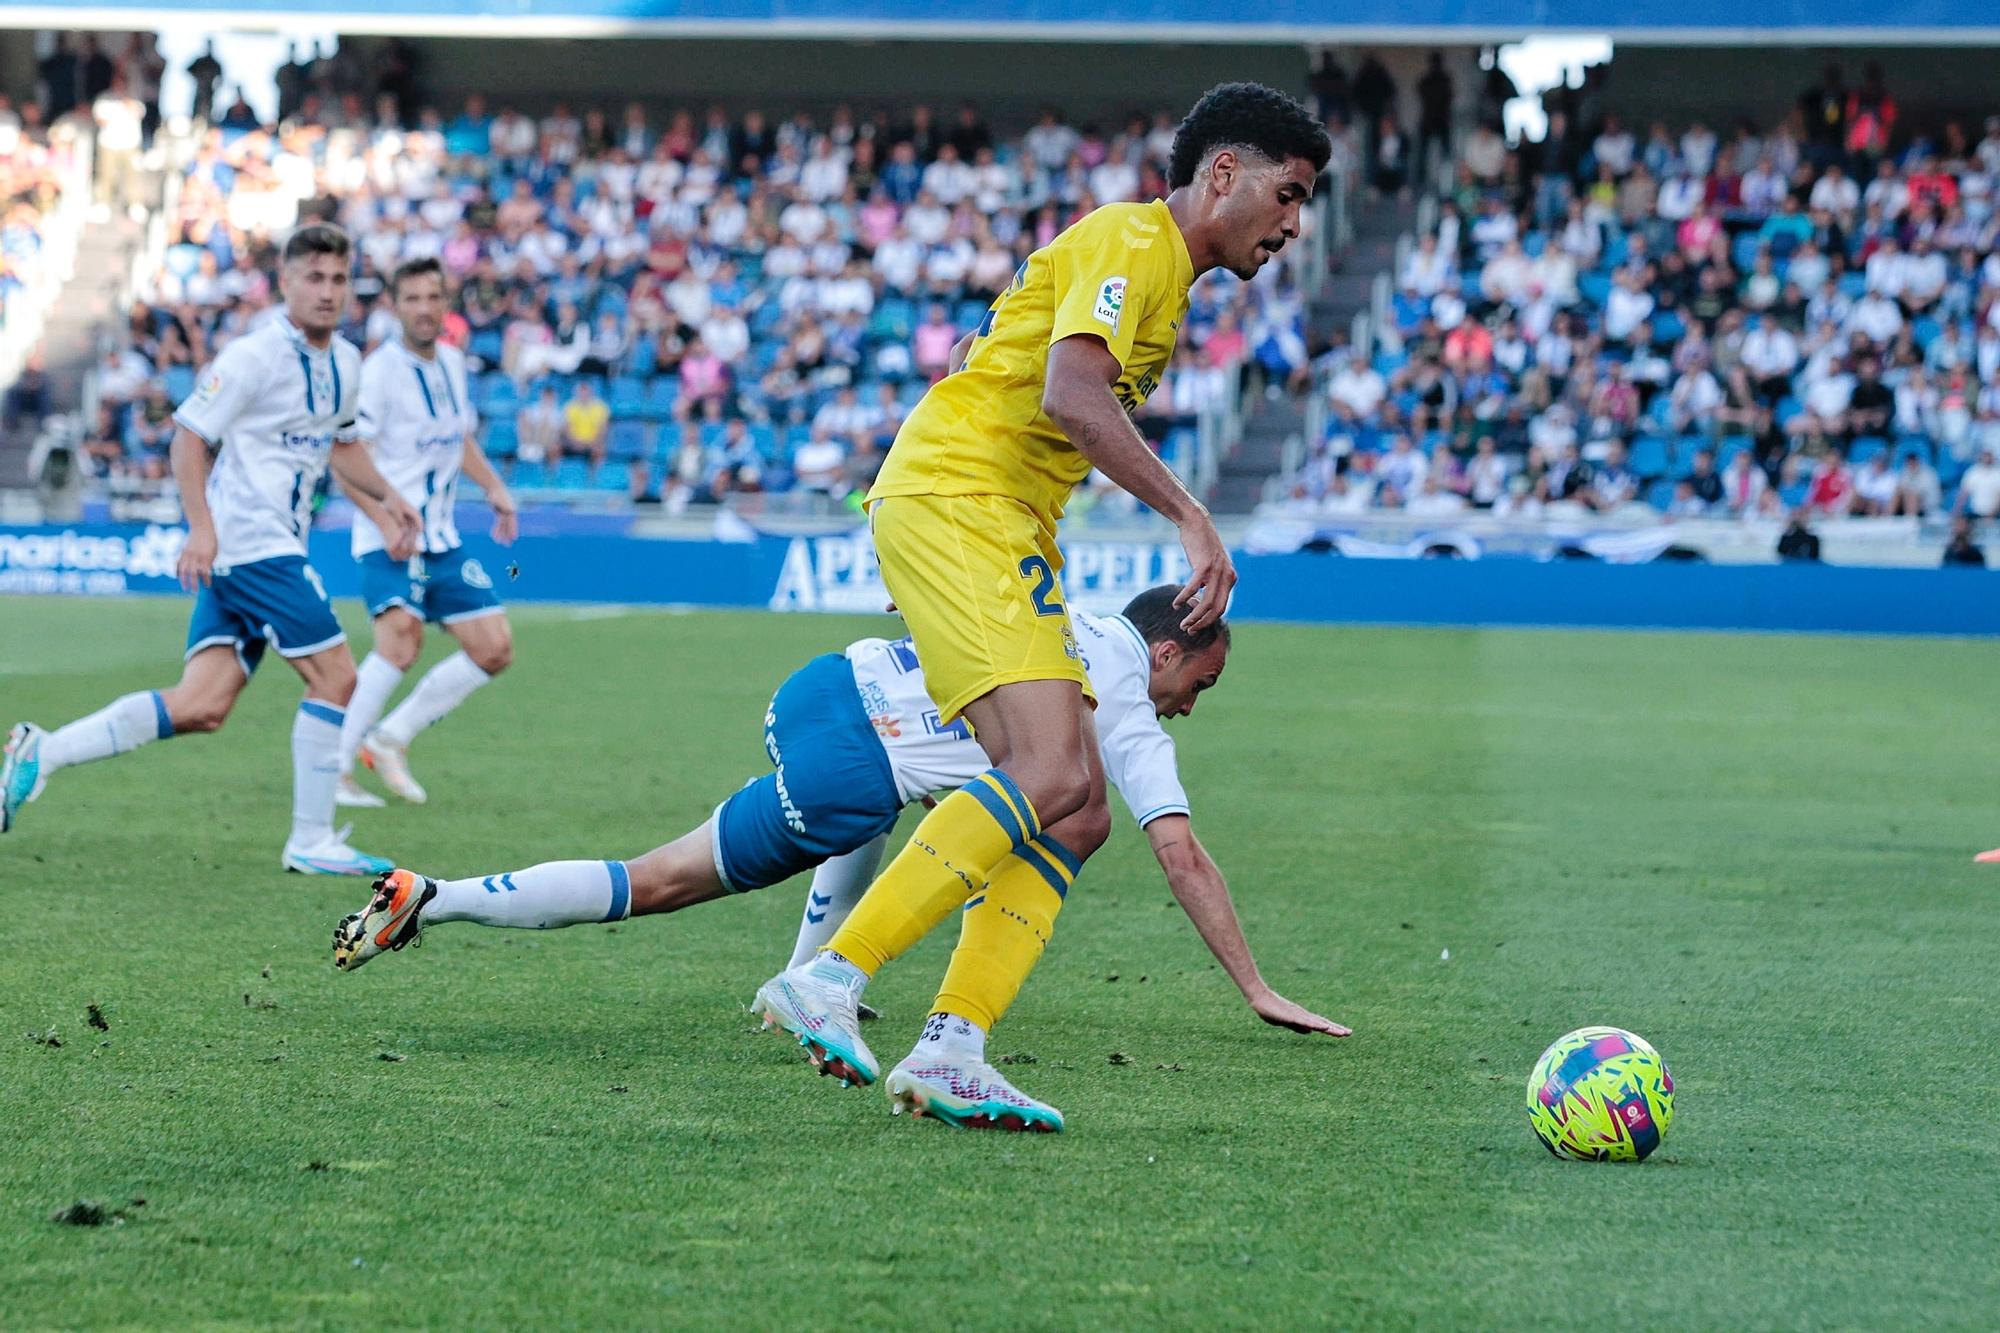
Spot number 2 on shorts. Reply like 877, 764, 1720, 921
1017, 555, 1063, 617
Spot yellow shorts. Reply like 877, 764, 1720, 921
870, 493, 1092, 724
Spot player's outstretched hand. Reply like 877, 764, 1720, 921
177, 526, 217, 590
1173, 512, 1236, 633
488, 487, 519, 546
385, 495, 424, 561
1249, 989, 1350, 1037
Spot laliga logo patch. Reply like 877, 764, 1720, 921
1092, 276, 1127, 334
460, 559, 493, 589
191, 372, 223, 403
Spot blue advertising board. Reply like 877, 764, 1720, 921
3, 523, 1994, 637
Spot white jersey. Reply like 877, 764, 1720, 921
846, 610, 1192, 829
172, 315, 363, 569
351, 338, 476, 557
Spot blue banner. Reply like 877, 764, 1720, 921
42, 0, 2000, 35
2, 523, 1994, 637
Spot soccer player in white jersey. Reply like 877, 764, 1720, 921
334, 257, 518, 809
331, 587, 1345, 1132
1, 225, 422, 874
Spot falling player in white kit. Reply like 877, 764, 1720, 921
1, 226, 422, 874
334, 257, 518, 809
331, 587, 1345, 1131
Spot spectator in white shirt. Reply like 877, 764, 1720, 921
1808, 163, 1859, 219
1400, 233, 1454, 297
1656, 172, 1703, 222
1851, 452, 1898, 515
1899, 237, 1947, 314
922, 144, 977, 205
1375, 435, 1429, 502
1957, 449, 2000, 518
1328, 358, 1387, 420
799, 138, 850, 202
1480, 240, 1535, 306
1719, 448, 1767, 515
1593, 115, 1636, 177
1603, 271, 1656, 343
1680, 122, 1718, 177
1863, 237, 1908, 299
1740, 313, 1800, 397
1846, 291, 1905, 347
1407, 474, 1469, 517
789, 424, 849, 494
1789, 368, 1854, 437
1892, 452, 1942, 515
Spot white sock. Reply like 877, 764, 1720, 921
41, 691, 173, 774
787, 835, 888, 970
339, 652, 404, 774
290, 700, 344, 847
913, 1011, 987, 1063
376, 651, 490, 747
423, 860, 633, 929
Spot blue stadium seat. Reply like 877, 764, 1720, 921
555, 458, 593, 489
509, 460, 548, 487
640, 377, 679, 420
469, 328, 504, 365
1895, 436, 1934, 465
1779, 481, 1810, 508
1578, 273, 1613, 307
1849, 437, 1888, 465
1838, 272, 1868, 298
477, 375, 518, 418
1732, 233, 1762, 272
1628, 436, 1671, 478
482, 419, 518, 459
164, 365, 196, 402
1716, 437, 1752, 470
1912, 317, 1941, 350
608, 420, 650, 460
608, 376, 646, 418
1646, 479, 1677, 510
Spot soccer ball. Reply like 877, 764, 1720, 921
1526, 1026, 1674, 1162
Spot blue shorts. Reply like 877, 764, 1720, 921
360, 547, 504, 625
712, 653, 902, 893
185, 554, 346, 677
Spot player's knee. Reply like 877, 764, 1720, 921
1011, 758, 1093, 831
374, 621, 423, 670
1059, 796, 1112, 861
468, 632, 513, 675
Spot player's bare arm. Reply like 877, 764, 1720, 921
1043, 335, 1234, 631
331, 439, 423, 559
169, 424, 219, 589
459, 432, 519, 545
1143, 813, 1349, 1037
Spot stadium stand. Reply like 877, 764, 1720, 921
79, 84, 1322, 517
1282, 64, 2000, 528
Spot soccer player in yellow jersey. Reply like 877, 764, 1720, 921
755, 84, 1334, 1131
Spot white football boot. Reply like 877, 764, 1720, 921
752, 960, 880, 1087
333, 868, 438, 971
886, 1054, 1066, 1133
282, 823, 396, 877
335, 773, 386, 808
2, 722, 49, 833
359, 732, 427, 804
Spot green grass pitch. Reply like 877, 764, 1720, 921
3, 592, 1997, 1327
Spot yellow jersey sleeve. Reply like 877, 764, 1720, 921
868, 199, 1195, 526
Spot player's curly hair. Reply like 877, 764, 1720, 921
1168, 82, 1332, 191
1123, 585, 1231, 654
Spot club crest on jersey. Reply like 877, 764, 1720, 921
1092, 276, 1127, 333
460, 559, 492, 589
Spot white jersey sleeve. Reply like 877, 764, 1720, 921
350, 340, 476, 557
172, 336, 264, 445
1073, 611, 1191, 827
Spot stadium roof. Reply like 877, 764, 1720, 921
17, 0, 2000, 42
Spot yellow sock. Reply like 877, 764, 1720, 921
932, 833, 1081, 1031
824, 769, 1039, 975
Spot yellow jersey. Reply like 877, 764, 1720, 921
869, 198, 1196, 525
